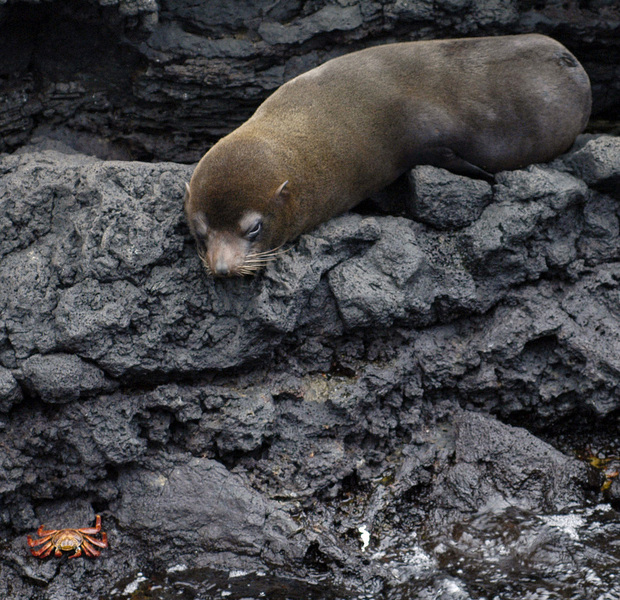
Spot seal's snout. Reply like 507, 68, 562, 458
204, 233, 245, 277
206, 238, 240, 277
213, 260, 232, 277
201, 233, 284, 277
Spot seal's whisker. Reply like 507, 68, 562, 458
249, 248, 283, 257
242, 256, 281, 266
245, 254, 277, 261
244, 255, 280, 263
245, 245, 290, 260
242, 263, 273, 270
198, 244, 287, 276
244, 253, 278, 262
243, 259, 274, 266
251, 243, 285, 254
200, 258, 214, 275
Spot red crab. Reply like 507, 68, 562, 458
27, 514, 108, 558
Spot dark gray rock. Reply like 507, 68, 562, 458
30, 498, 97, 533
608, 476, 620, 507
113, 455, 309, 566
384, 0, 435, 21
565, 135, 620, 194
258, 5, 366, 45
424, 410, 589, 518
328, 217, 478, 328
196, 388, 275, 454
410, 264, 620, 423
19, 353, 117, 403
457, 165, 587, 285
0, 366, 21, 412
162, 0, 268, 31
407, 165, 493, 229
64, 392, 147, 466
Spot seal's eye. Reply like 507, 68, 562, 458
245, 220, 263, 241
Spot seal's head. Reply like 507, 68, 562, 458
184, 135, 293, 277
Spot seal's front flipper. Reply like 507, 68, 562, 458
432, 147, 495, 182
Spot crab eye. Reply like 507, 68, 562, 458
245, 220, 263, 241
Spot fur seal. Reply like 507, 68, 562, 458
185, 34, 591, 276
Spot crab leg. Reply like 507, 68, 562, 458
76, 515, 103, 535
83, 532, 108, 549
80, 539, 101, 557
29, 540, 54, 557
36, 525, 59, 537
27, 534, 52, 548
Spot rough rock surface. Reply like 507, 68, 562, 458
0, 134, 618, 598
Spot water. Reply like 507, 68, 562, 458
109, 567, 352, 600
390, 503, 620, 599
109, 504, 620, 600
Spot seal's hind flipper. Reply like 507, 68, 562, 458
432, 147, 495, 182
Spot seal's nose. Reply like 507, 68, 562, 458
207, 233, 243, 277
214, 261, 230, 277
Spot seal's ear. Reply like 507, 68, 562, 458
272, 180, 290, 205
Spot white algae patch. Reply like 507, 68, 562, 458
359, 525, 371, 551
121, 573, 148, 595
166, 563, 188, 573
541, 513, 586, 540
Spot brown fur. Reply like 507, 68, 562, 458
185, 34, 591, 276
